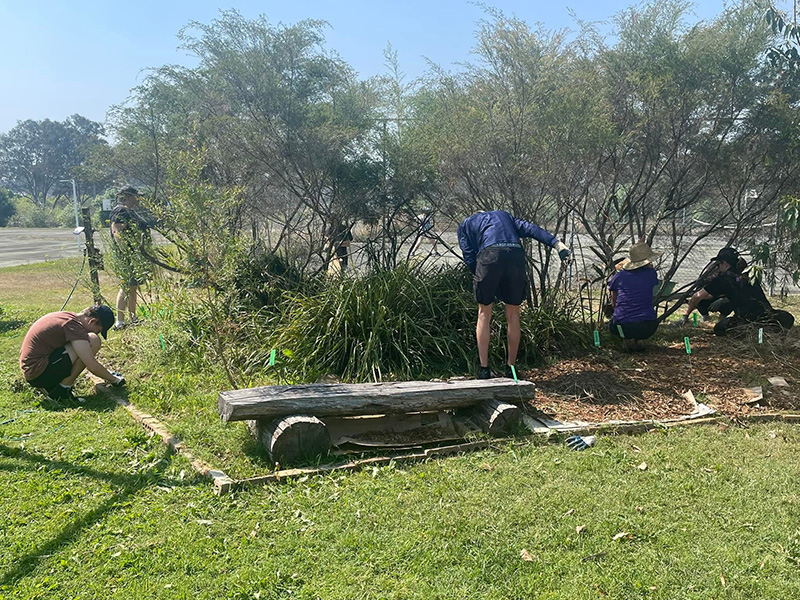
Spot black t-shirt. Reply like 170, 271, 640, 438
704, 272, 772, 319
325, 221, 353, 244
110, 204, 150, 244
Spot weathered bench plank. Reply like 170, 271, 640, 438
219, 379, 535, 422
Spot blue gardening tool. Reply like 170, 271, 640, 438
566, 435, 596, 451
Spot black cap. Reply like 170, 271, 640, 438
117, 186, 141, 198
92, 305, 115, 339
713, 247, 739, 267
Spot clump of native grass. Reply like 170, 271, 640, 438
180, 262, 590, 384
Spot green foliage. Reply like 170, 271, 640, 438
248, 264, 584, 382
7, 197, 57, 228
752, 195, 800, 290
0, 188, 15, 226
0, 114, 107, 207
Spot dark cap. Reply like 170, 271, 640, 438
89, 304, 115, 339
117, 186, 141, 198
713, 247, 739, 267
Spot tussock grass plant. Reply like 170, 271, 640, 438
148, 260, 591, 385
261, 263, 590, 382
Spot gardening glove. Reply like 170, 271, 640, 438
566, 435, 596, 451
676, 315, 689, 327
110, 372, 126, 387
554, 241, 572, 264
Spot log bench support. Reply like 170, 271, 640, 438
248, 415, 332, 465
466, 399, 521, 435
220, 379, 536, 465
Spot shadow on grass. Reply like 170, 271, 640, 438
35, 390, 119, 413
0, 443, 196, 589
0, 319, 26, 334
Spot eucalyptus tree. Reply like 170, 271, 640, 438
416, 11, 614, 291
0, 115, 107, 207
584, 0, 800, 285
109, 10, 380, 275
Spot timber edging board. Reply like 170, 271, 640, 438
91, 378, 235, 495
218, 378, 536, 422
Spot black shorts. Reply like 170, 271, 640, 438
609, 319, 659, 340
27, 347, 73, 390
473, 247, 528, 305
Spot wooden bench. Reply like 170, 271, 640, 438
218, 379, 536, 465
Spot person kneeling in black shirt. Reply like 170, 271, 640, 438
681, 247, 794, 336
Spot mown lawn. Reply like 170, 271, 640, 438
3, 259, 800, 599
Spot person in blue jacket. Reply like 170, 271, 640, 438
457, 210, 572, 379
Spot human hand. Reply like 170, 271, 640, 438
554, 241, 572, 264
110, 372, 126, 387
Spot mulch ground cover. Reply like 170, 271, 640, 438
522, 323, 800, 424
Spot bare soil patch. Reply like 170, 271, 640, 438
524, 324, 800, 423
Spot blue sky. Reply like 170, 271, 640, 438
0, 0, 772, 133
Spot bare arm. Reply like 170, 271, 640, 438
684, 289, 712, 317
71, 340, 118, 383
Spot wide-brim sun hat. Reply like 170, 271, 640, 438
623, 241, 661, 270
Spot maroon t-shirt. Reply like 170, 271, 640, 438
19, 312, 89, 380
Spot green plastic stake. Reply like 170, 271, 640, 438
593, 331, 600, 347
269, 349, 276, 366
758, 328, 763, 344
684, 337, 691, 355
158, 334, 166, 351
617, 325, 625, 338
510, 365, 519, 383
693, 313, 698, 327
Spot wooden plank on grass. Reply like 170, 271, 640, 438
218, 378, 536, 422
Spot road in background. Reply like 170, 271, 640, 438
0, 228, 92, 268
2, 227, 795, 294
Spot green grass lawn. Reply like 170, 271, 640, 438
3, 259, 800, 599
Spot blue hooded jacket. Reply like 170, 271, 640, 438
457, 210, 558, 273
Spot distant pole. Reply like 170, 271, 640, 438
61, 178, 80, 250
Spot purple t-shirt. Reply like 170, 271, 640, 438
608, 267, 658, 323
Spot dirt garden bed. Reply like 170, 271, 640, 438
524, 324, 800, 423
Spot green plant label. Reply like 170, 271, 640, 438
593, 330, 600, 347
617, 325, 625, 338
693, 313, 698, 327
684, 337, 691, 355
510, 365, 519, 383
159, 333, 166, 351
758, 328, 763, 344
269, 349, 276, 366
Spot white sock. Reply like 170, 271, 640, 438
115, 320, 125, 327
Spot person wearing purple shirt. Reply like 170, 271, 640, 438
607, 242, 661, 351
